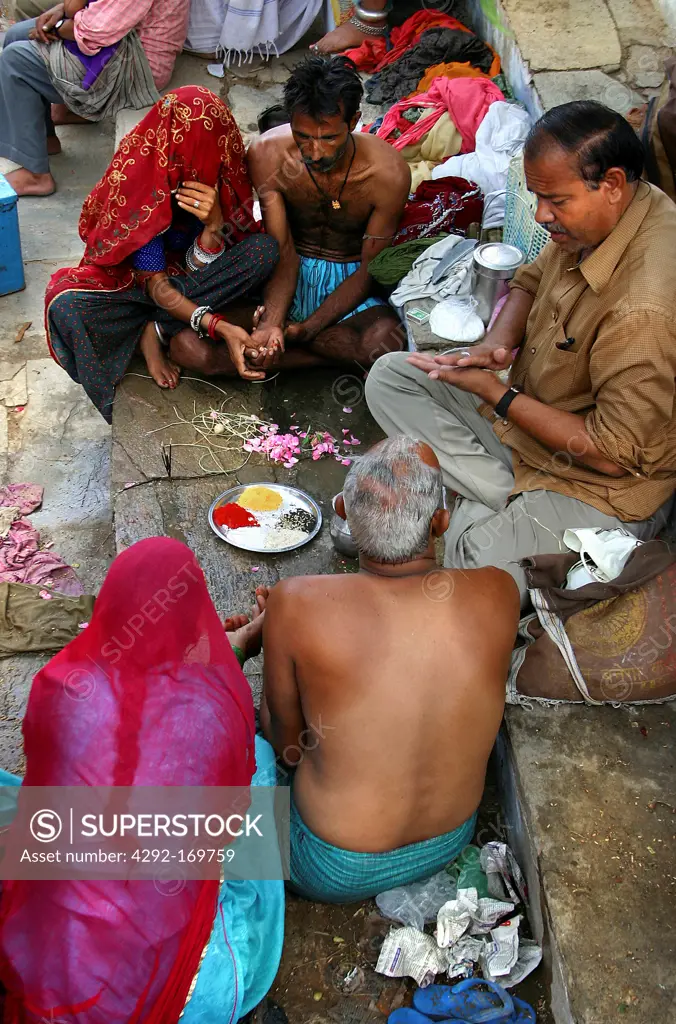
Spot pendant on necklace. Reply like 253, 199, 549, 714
332, 200, 341, 211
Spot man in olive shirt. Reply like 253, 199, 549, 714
366, 101, 676, 606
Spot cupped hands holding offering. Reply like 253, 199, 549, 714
206, 315, 267, 381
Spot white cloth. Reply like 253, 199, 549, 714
390, 235, 474, 308
431, 102, 532, 229
186, 0, 322, 60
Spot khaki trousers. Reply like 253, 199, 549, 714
365, 353, 669, 607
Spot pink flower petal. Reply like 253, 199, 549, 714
78, 622, 89, 629
210, 410, 219, 420
342, 428, 349, 435
341, 459, 352, 466
251, 566, 260, 572
342, 407, 352, 414
15, 405, 25, 413
39, 590, 52, 600
124, 482, 135, 489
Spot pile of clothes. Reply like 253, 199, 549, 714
356, 11, 531, 229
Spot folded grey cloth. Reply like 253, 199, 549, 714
36, 30, 159, 122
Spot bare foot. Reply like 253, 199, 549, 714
47, 135, 62, 157
50, 103, 92, 126
4, 168, 56, 197
139, 322, 181, 389
225, 587, 270, 661
311, 19, 386, 54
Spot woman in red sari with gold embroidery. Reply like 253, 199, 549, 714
45, 86, 279, 422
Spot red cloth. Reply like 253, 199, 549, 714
375, 76, 504, 155
394, 177, 484, 245
342, 10, 474, 72
0, 538, 256, 1024
44, 86, 257, 329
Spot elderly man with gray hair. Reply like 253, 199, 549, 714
261, 436, 519, 903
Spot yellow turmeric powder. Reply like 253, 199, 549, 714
237, 485, 283, 513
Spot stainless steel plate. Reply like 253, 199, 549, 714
209, 483, 322, 553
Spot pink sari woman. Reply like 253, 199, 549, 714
0, 538, 283, 1023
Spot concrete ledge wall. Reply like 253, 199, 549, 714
464, 0, 543, 118
655, 0, 676, 33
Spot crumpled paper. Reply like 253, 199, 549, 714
480, 914, 521, 977
376, 849, 542, 990
376, 927, 449, 987
498, 939, 543, 987
446, 936, 485, 980
436, 887, 515, 947
480, 842, 527, 904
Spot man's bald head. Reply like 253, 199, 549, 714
342, 435, 445, 564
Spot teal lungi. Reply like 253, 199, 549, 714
289, 797, 477, 904
289, 255, 386, 324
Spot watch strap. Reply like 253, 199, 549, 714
494, 386, 520, 419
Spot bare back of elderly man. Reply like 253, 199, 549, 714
261, 437, 519, 904
367, 101, 676, 607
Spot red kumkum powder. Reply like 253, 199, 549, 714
214, 503, 260, 529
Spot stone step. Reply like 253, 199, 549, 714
497, 703, 676, 1023
114, 51, 289, 149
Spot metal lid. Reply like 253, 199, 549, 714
473, 242, 524, 271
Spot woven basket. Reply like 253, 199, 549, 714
503, 153, 550, 263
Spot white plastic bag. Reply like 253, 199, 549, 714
431, 103, 532, 228
376, 869, 458, 931
563, 528, 641, 583
430, 297, 485, 344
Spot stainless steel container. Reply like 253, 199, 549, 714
471, 242, 525, 325
330, 494, 358, 559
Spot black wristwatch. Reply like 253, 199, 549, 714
494, 386, 521, 419
52, 16, 66, 36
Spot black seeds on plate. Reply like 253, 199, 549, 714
278, 508, 315, 532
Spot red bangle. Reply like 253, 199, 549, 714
207, 313, 227, 341
199, 236, 225, 255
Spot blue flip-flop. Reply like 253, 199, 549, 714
413, 979, 515, 1023
388, 1009, 472, 1024
510, 996, 536, 1023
